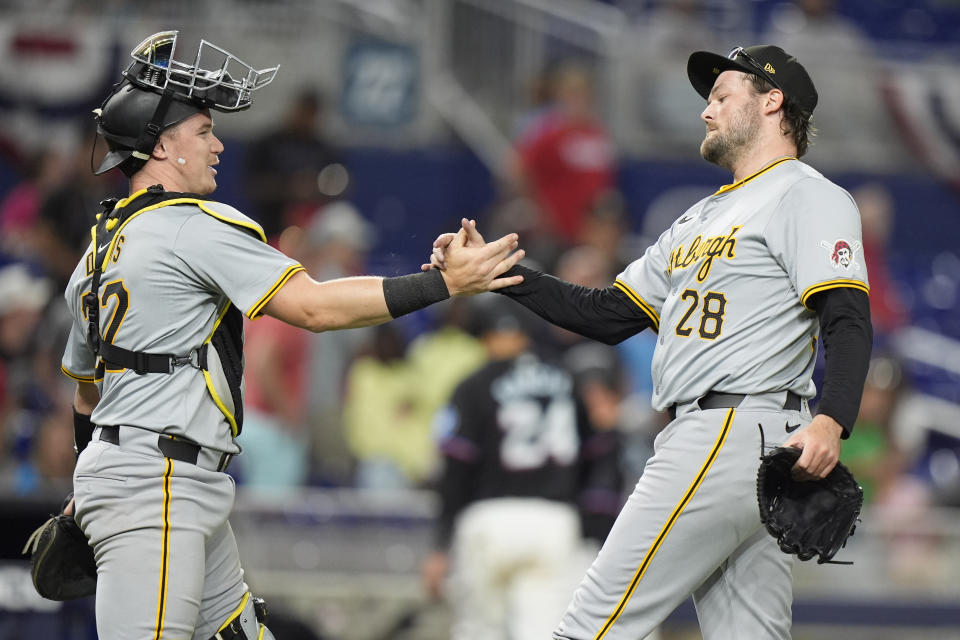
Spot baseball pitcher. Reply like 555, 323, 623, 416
428, 44, 872, 640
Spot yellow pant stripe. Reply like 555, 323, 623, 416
153, 459, 173, 640
594, 408, 735, 639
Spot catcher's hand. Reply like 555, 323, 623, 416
757, 446, 863, 564
22, 505, 97, 600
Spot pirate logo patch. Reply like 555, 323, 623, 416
820, 239, 862, 271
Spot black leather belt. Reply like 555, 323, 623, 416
98, 425, 232, 472
668, 391, 802, 421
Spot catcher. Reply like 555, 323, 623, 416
30, 29, 524, 640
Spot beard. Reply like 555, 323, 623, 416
700, 99, 761, 170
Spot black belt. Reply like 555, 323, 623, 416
98, 425, 232, 472
668, 391, 802, 421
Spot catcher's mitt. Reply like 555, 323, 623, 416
21, 513, 97, 600
757, 446, 863, 564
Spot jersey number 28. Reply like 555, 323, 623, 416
675, 288, 727, 340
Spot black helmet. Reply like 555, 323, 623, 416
94, 84, 207, 176
93, 30, 279, 177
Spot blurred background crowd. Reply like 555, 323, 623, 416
1, 0, 959, 638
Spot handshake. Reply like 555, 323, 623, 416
422, 218, 525, 296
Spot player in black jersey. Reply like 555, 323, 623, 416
421, 296, 613, 640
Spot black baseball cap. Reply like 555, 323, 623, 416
687, 45, 818, 114
465, 295, 542, 339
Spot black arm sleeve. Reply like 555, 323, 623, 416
808, 287, 873, 437
495, 265, 655, 344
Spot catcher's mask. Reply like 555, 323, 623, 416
93, 30, 279, 177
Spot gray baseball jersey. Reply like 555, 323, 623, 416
61, 192, 303, 452
554, 157, 869, 640
613, 157, 868, 410
64, 190, 301, 640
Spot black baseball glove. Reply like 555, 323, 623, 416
757, 446, 863, 564
21, 508, 97, 600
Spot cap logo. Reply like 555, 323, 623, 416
712, 66, 720, 75
763, 62, 776, 74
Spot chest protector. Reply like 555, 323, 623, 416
84, 186, 256, 436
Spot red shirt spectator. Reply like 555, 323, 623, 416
243, 315, 309, 426
518, 114, 615, 242
514, 62, 616, 244
853, 183, 909, 336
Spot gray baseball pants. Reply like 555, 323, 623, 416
74, 427, 250, 640
554, 392, 809, 640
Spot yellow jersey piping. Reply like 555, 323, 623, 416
246, 264, 306, 319
198, 203, 267, 242
800, 279, 870, 309
613, 280, 660, 332
60, 364, 98, 383
94, 197, 268, 272
713, 157, 796, 196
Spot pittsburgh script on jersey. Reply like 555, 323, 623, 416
669, 225, 741, 282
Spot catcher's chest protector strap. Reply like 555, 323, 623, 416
84, 185, 250, 434
84, 186, 190, 374
204, 304, 246, 436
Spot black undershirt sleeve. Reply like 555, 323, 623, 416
808, 287, 873, 437
494, 264, 655, 344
